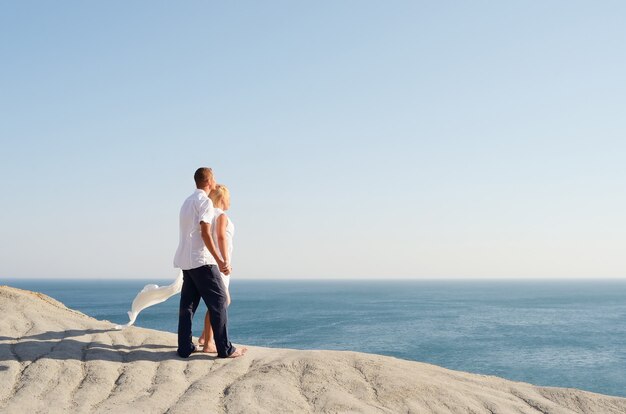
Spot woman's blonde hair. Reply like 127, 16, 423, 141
209, 184, 230, 209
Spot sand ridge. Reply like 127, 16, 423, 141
1, 285, 625, 414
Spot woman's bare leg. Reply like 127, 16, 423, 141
202, 311, 217, 353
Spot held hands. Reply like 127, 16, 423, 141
218, 260, 232, 275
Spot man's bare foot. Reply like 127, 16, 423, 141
227, 347, 247, 358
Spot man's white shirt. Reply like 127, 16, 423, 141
173, 189, 218, 270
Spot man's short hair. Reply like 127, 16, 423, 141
194, 167, 214, 188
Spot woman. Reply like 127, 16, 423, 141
198, 184, 235, 352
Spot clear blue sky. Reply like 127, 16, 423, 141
1, 1, 625, 279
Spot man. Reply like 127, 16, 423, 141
174, 167, 246, 358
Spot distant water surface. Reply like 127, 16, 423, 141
3, 278, 626, 398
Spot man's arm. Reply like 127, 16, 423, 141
201, 221, 230, 275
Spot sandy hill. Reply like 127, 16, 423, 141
0, 285, 625, 414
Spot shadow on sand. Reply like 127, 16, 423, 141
1, 329, 218, 363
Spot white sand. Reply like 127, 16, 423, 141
1, 285, 625, 414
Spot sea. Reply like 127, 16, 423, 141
2, 278, 626, 398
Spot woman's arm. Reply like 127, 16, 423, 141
216, 214, 230, 267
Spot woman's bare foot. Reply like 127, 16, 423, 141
202, 341, 217, 353
227, 347, 248, 358
198, 336, 205, 346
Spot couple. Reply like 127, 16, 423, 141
118, 167, 246, 359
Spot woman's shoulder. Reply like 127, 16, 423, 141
214, 209, 230, 223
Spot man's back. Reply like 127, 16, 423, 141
173, 189, 216, 270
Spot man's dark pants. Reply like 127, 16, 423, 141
177, 264, 235, 358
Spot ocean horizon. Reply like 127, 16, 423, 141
2, 278, 625, 398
